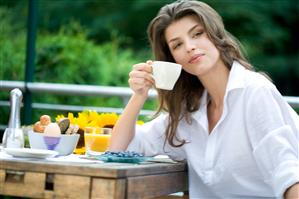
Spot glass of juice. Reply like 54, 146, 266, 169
84, 127, 112, 156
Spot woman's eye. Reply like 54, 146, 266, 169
173, 43, 182, 50
193, 31, 203, 38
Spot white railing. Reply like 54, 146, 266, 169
1, 80, 299, 107
0, 80, 157, 101
0, 80, 299, 130
0, 80, 158, 113
0, 80, 158, 129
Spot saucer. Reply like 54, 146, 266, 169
4, 148, 58, 158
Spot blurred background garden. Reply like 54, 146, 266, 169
0, 0, 298, 130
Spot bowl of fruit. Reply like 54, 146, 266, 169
28, 115, 80, 156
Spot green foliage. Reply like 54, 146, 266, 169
32, 21, 150, 112
210, 0, 299, 95
0, 6, 26, 125
0, 7, 26, 80
35, 22, 134, 86
34, 0, 173, 48
0, 8, 155, 124
1, 0, 298, 126
1, 0, 298, 95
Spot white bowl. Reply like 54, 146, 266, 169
28, 131, 79, 156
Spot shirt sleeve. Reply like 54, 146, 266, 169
245, 84, 299, 197
126, 114, 186, 161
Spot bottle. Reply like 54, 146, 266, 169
2, 88, 24, 148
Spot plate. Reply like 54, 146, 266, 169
4, 148, 58, 158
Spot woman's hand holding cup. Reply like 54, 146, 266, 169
129, 60, 155, 98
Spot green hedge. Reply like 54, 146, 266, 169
0, 8, 156, 125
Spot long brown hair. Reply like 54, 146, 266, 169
147, 0, 253, 147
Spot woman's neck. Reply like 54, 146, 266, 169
198, 61, 229, 108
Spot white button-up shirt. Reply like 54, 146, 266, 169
127, 61, 299, 198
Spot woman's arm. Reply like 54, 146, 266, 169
245, 84, 299, 197
284, 182, 299, 199
108, 93, 147, 151
108, 61, 154, 151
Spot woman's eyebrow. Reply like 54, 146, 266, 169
168, 24, 202, 44
188, 24, 202, 34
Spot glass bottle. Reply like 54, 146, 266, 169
2, 88, 24, 148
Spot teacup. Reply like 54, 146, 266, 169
152, 61, 182, 90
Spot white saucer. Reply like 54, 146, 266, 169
3, 148, 58, 158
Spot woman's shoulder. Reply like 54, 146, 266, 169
230, 61, 276, 94
232, 65, 286, 108
239, 68, 288, 110
242, 68, 277, 94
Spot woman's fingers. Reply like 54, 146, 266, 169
128, 78, 153, 96
129, 70, 154, 84
133, 62, 153, 73
129, 61, 155, 95
130, 62, 154, 84
129, 77, 153, 88
146, 60, 153, 70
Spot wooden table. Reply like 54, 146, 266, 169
0, 157, 188, 199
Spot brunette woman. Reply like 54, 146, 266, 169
109, 1, 299, 198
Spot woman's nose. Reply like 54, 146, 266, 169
185, 40, 196, 53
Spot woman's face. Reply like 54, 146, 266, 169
165, 15, 222, 76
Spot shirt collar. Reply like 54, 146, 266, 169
226, 60, 247, 92
191, 61, 247, 121
192, 89, 209, 117
191, 89, 209, 132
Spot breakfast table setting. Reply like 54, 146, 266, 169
0, 146, 188, 199
1, 123, 188, 199
0, 88, 188, 199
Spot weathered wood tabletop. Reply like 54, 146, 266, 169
0, 156, 188, 199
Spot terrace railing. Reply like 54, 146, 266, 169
1, 80, 299, 130
0, 81, 158, 130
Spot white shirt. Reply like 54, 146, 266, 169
127, 61, 299, 198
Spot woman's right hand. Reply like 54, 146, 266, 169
109, 60, 155, 151
128, 60, 155, 98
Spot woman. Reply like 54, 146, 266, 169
109, 0, 299, 198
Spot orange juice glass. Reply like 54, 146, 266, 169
84, 127, 112, 155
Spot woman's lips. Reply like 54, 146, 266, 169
188, 54, 204, 64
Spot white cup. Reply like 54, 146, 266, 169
152, 61, 182, 90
